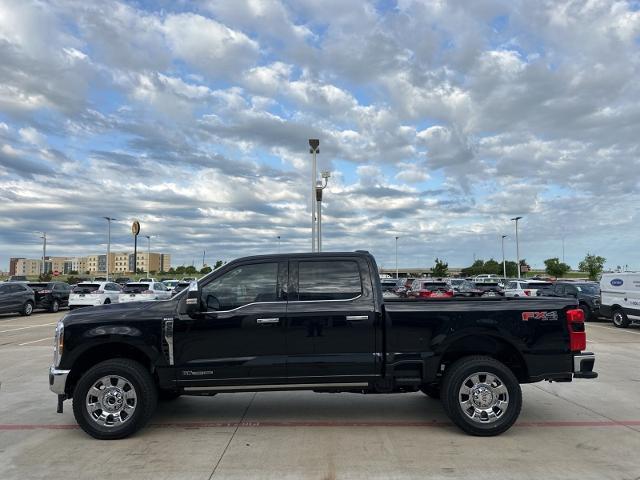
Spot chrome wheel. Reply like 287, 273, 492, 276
458, 372, 509, 424
24, 303, 33, 315
613, 312, 624, 327
85, 375, 137, 427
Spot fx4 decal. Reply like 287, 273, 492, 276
522, 311, 558, 322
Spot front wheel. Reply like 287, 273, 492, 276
50, 299, 60, 313
613, 309, 630, 328
441, 356, 522, 436
21, 301, 34, 316
72, 359, 158, 440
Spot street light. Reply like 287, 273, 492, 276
511, 216, 522, 278
144, 235, 154, 276
103, 217, 116, 281
395, 236, 399, 279
501, 235, 508, 280
277, 235, 281, 254
309, 139, 319, 252
37, 231, 47, 276
315, 171, 331, 252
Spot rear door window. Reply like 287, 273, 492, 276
73, 284, 101, 293
297, 261, 362, 301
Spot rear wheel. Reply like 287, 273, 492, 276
441, 356, 521, 436
104, 298, 111, 305
72, 359, 157, 440
50, 299, 60, 313
21, 301, 34, 316
612, 309, 630, 328
580, 305, 592, 322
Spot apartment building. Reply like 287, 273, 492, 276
15, 258, 42, 276
112, 252, 130, 273
9, 257, 24, 276
128, 252, 171, 274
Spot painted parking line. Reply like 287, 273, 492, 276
588, 324, 640, 336
0, 323, 57, 334
1, 419, 640, 431
18, 337, 52, 346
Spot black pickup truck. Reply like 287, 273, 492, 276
49, 252, 597, 439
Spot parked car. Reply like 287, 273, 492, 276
380, 278, 399, 293
69, 282, 122, 309
182, 277, 197, 282
0, 282, 35, 316
27, 281, 71, 312
504, 280, 552, 297
7, 275, 28, 282
599, 272, 640, 328
93, 277, 107, 282
49, 251, 596, 440
408, 280, 454, 298
393, 277, 415, 297
114, 277, 131, 286
138, 278, 157, 283
453, 280, 483, 297
171, 281, 191, 296
119, 282, 172, 303
162, 279, 181, 292
538, 282, 600, 321
473, 282, 504, 297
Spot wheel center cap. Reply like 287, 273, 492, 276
102, 388, 124, 412
471, 385, 494, 408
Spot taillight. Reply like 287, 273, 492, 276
419, 291, 432, 298
566, 308, 586, 351
524, 290, 531, 296
40, 289, 52, 294
445, 290, 454, 297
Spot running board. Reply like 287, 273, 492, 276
183, 382, 369, 392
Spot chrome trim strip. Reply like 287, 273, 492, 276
183, 382, 368, 392
256, 317, 280, 324
346, 315, 368, 321
163, 319, 174, 366
288, 294, 362, 304
49, 365, 70, 395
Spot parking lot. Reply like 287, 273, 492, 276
0, 311, 638, 480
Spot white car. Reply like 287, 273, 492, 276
162, 279, 180, 291
504, 280, 552, 297
119, 282, 172, 303
600, 272, 640, 328
69, 282, 122, 309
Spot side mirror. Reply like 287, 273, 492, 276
181, 281, 201, 316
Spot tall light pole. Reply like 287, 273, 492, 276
144, 235, 152, 276
309, 139, 319, 252
37, 232, 47, 276
511, 216, 522, 278
395, 236, 399, 279
501, 235, 508, 279
316, 171, 331, 252
103, 217, 116, 281
562, 236, 565, 264
277, 235, 281, 254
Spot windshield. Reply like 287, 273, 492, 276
122, 283, 151, 293
575, 284, 599, 294
73, 284, 101, 293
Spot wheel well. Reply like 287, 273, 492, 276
66, 343, 153, 396
438, 335, 528, 382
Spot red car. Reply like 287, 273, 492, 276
408, 280, 454, 298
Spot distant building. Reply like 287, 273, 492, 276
15, 258, 42, 276
9, 257, 24, 275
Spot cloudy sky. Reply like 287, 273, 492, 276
0, 0, 639, 271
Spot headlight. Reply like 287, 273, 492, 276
54, 320, 64, 367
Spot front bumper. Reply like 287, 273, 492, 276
49, 365, 70, 395
573, 352, 598, 379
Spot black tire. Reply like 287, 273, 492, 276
104, 298, 111, 305
20, 301, 34, 316
158, 389, 182, 401
50, 300, 60, 313
580, 305, 592, 322
419, 384, 440, 399
441, 356, 522, 436
612, 309, 630, 328
72, 359, 158, 440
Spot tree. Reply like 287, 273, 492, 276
68, 270, 78, 275
168, 267, 175, 274
432, 258, 448, 277
38, 272, 52, 282
214, 260, 225, 269
578, 253, 606, 280
185, 265, 197, 275
175, 265, 186, 275
504, 261, 518, 278
544, 257, 571, 278
200, 266, 212, 274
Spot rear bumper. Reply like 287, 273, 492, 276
49, 365, 70, 395
573, 352, 598, 379
69, 297, 103, 306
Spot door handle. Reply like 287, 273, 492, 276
257, 317, 280, 324
346, 315, 368, 321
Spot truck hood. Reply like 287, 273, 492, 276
61, 299, 177, 326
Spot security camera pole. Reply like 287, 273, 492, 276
511, 216, 523, 278
309, 139, 320, 252
316, 171, 331, 252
